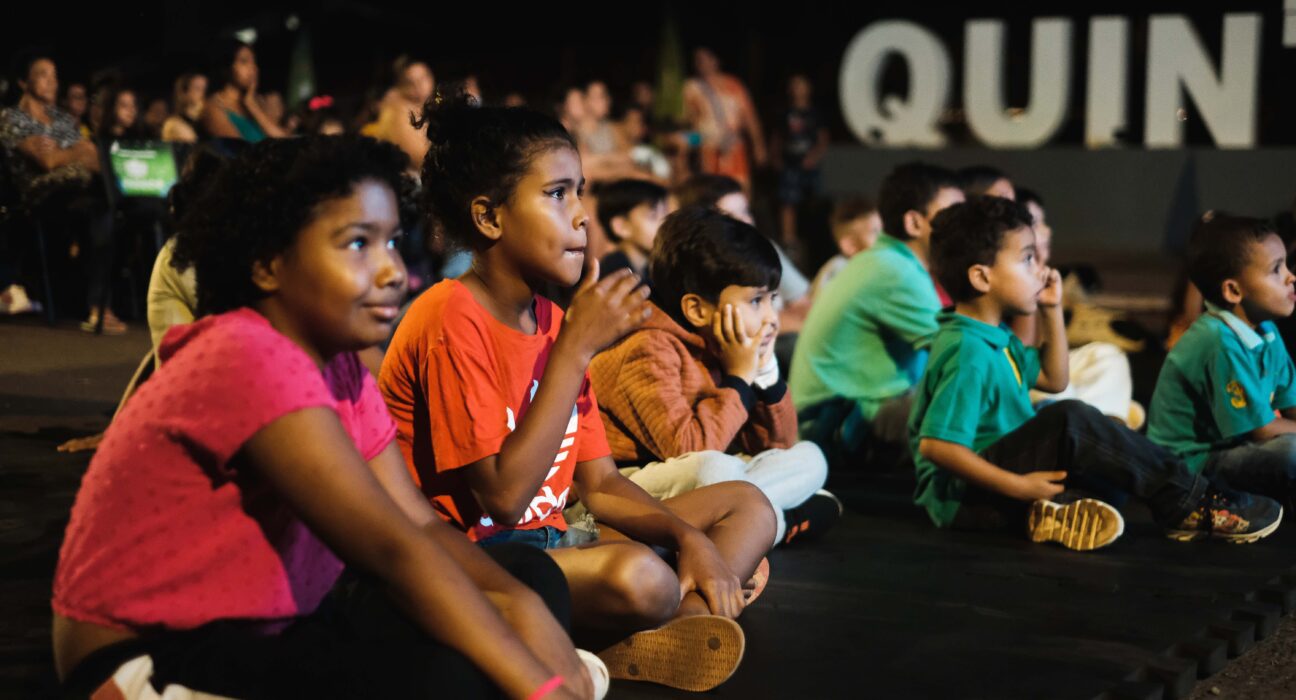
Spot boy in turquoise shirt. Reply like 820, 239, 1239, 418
911, 196, 1281, 549
1149, 213, 1296, 502
791, 163, 964, 470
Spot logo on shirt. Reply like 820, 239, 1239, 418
1226, 380, 1247, 409
489, 379, 577, 528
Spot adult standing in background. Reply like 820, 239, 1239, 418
682, 48, 766, 188
161, 73, 207, 143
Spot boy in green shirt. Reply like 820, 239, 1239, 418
1149, 213, 1296, 502
791, 163, 963, 470
911, 196, 1281, 549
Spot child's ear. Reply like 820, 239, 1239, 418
251, 256, 281, 294
609, 215, 630, 241
471, 196, 503, 241
1221, 278, 1244, 305
902, 209, 924, 238
968, 264, 992, 295
679, 293, 712, 329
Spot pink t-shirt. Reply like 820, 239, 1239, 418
53, 308, 396, 631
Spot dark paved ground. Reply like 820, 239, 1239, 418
2, 315, 1295, 700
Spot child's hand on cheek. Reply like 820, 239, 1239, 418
712, 304, 762, 383
1038, 266, 1063, 308
560, 257, 652, 362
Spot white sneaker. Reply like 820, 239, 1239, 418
0, 284, 34, 315
576, 648, 610, 700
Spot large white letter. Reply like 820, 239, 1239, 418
1144, 14, 1261, 148
1085, 17, 1129, 148
964, 18, 1072, 147
839, 21, 951, 148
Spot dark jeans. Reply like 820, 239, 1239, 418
1204, 433, 1296, 506
952, 400, 1207, 531
33, 184, 113, 313
799, 392, 913, 471
61, 543, 570, 699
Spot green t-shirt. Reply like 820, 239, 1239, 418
909, 312, 1041, 527
1148, 305, 1296, 473
790, 234, 940, 419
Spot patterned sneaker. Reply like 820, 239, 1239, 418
1166, 489, 1283, 543
597, 615, 745, 692
782, 489, 843, 545
1027, 498, 1125, 551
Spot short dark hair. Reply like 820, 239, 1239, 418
1015, 187, 1044, 210
417, 90, 576, 250
672, 174, 743, 210
9, 48, 54, 89
930, 195, 1035, 303
1187, 212, 1279, 307
831, 194, 876, 226
595, 179, 667, 241
172, 135, 408, 316
650, 206, 782, 326
878, 162, 958, 241
957, 165, 1011, 197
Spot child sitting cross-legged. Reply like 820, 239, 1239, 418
912, 195, 1282, 548
588, 206, 838, 547
1149, 213, 1296, 507
379, 95, 775, 693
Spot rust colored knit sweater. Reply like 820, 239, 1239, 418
590, 302, 797, 464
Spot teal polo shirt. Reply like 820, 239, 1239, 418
909, 312, 1041, 527
1148, 304, 1296, 473
790, 233, 940, 420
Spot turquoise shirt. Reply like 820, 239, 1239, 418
909, 312, 1041, 527
790, 234, 940, 419
1148, 304, 1296, 473
226, 109, 266, 143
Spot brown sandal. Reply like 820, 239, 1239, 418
597, 615, 745, 692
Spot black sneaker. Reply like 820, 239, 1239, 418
782, 490, 843, 545
1166, 489, 1283, 543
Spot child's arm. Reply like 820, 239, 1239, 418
1251, 416, 1296, 440
1034, 267, 1070, 393
466, 263, 651, 524
918, 438, 1066, 501
366, 442, 592, 699
574, 456, 746, 619
245, 409, 587, 700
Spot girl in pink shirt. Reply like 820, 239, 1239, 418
53, 135, 591, 700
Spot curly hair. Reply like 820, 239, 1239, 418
415, 89, 576, 251
929, 195, 1035, 303
171, 134, 408, 316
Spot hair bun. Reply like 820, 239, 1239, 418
415, 87, 479, 146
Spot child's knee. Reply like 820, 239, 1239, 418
1037, 399, 1102, 427
603, 545, 679, 623
790, 440, 829, 485
1266, 434, 1296, 472
714, 480, 778, 537
693, 451, 749, 486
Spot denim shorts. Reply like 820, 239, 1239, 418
476, 523, 599, 550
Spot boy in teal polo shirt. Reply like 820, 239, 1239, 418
1149, 213, 1296, 503
791, 162, 964, 470
911, 196, 1281, 549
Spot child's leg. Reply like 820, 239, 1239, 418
742, 441, 829, 506
980, 400, 1206, 527
654, 481, 776, 617
546, 541, 681, 629
1203, 433, 1296, 504
626, 451, 747, 501
66, 544, 566, 698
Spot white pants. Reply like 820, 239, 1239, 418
1030, 341, 1132, 421
620, 441, 829, 545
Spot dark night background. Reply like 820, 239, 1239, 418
5, 1, 1296, 148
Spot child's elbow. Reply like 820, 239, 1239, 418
479, 492, 530, 526
917, 438, 940, 461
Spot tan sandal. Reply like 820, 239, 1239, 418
597, 615, 745, 692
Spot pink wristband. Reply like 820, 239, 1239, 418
526, 675, 564, 700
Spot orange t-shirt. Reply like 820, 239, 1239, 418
379, 279, 611, 541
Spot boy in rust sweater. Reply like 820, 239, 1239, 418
586, 206, 839, 545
